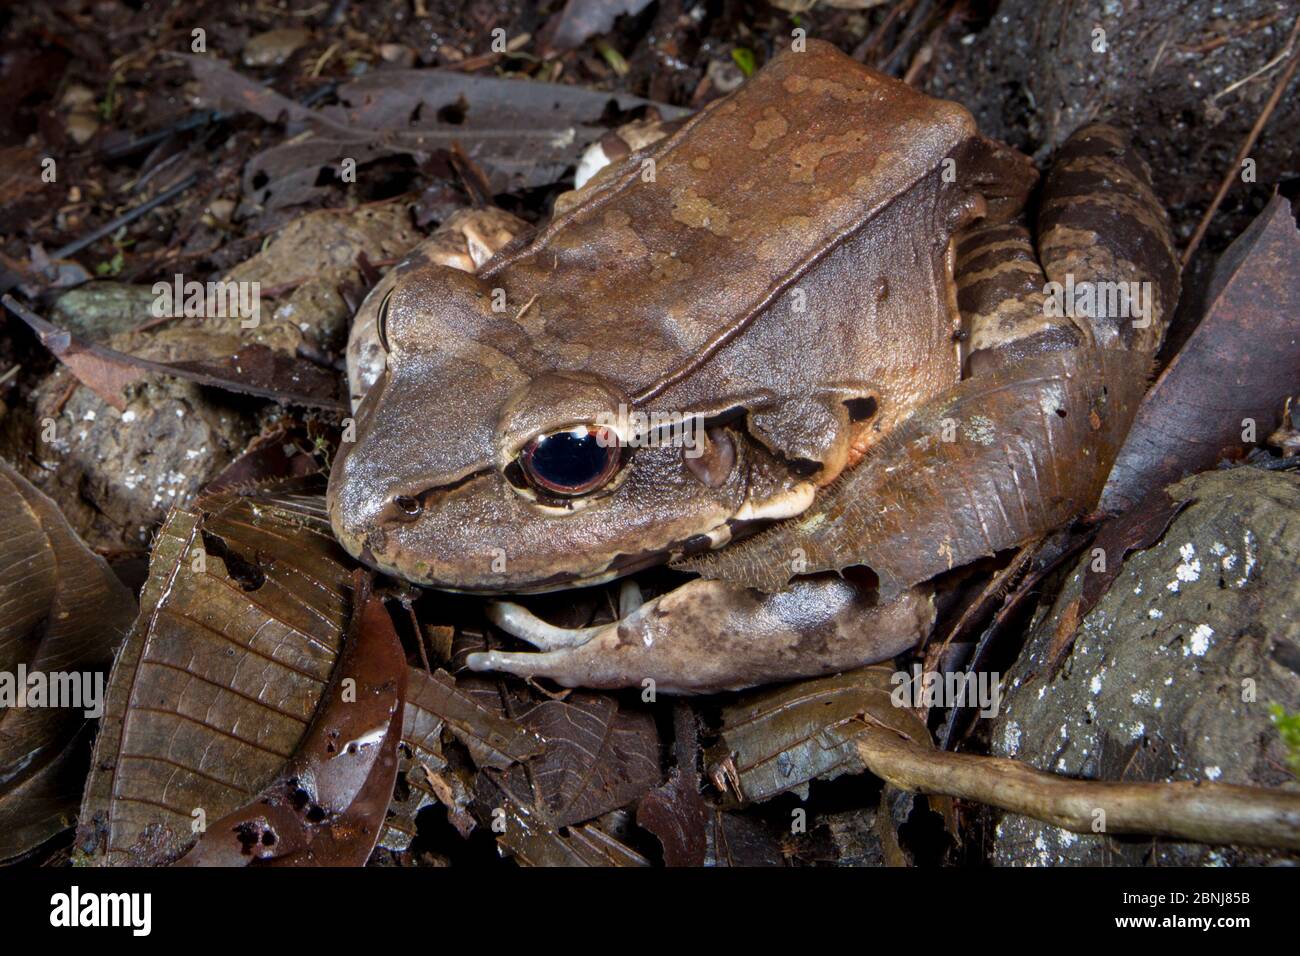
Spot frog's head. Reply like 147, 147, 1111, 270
326, 264, 811, 594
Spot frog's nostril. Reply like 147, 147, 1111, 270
393, 495, 423, 519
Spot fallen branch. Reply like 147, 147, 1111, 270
855, 731, 1300, 850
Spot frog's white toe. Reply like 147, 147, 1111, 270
465, 648, 590, 687
485, 601, 601, 650
618, 579, 643, 617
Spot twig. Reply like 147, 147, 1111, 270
854, 0, 914, 63
49, 172, 199, 261
856, 732, 1300, 849
1181, 16, 1300, 269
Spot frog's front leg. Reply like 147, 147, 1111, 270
466, 575, 934, 695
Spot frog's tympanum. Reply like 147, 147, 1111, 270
328, 41, 1179, 693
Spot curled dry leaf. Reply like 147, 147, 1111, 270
75, 480, 356, 865
175, 572, 406, 866
182, 53, 688, 207
679, 348, 1150, 598
705, 664, 931, 805
1101, 194, 1300, 515
0, 458, 136, 863
3, 295, 347, 411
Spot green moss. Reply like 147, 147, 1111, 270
1269, 703, 1300, 777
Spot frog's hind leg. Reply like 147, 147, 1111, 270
483, 578, 644, 650
958, 123, 1180, 373
957, 220, 1084, 377
1035, 123, 1181, 353
468, 575, 935, 695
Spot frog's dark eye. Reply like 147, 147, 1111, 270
376, 288, 394, 352
518, 426, 620, 497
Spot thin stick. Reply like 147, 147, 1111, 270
50, 172, 199, 261
856, 731, 1300, 849
1180, 15, 1300, 269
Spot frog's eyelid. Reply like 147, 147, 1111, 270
376, 288, 394, 352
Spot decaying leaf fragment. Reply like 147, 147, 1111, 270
463, 684, 661, 865
490, 797, 650, 866
680, 348, 1150, 597
75, 480, 356, 865
181, 53, 688, 207
406, 668, 544, 771
538, 0, 655, 55
706, 664, 931, 805
377, 666, 545, 851
0, 458, 136, 863
636, 704, 707, 866
481, 692, 661, 829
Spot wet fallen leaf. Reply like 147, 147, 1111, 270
175, 572, 405, 866
183, 54, 688, 207
680, 348, 1150, 598
705, 665, 931, 805
481, 691, 661, 830
1100, 194, 1300, 515
0, 458, 136, 863
75, 479, 356, 864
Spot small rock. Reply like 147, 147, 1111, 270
206, 198, 236, 223
707, 59, 746, 93
65, 111, 99, 145
60, 84, 96, 110
990, 467, 1300, 866
379, 43, 415, 68
242, 28, 311, 68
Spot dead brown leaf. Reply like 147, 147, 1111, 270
182, 53, 688, 207
538, 0, 656, 56
174, 572, 406, 866
4, 294, 347, 410
0, 457, 136, 863
705, 664, 931, 805
75, 479, 356, 864
1101, 194, 1300, 514
480, 691, 661, 830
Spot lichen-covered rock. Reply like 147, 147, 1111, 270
990, 467, 1300, 866
19, 367, 257, 553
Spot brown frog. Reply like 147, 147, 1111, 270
327, 40, 1178, 693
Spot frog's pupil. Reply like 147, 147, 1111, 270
524, 428, 616, 494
